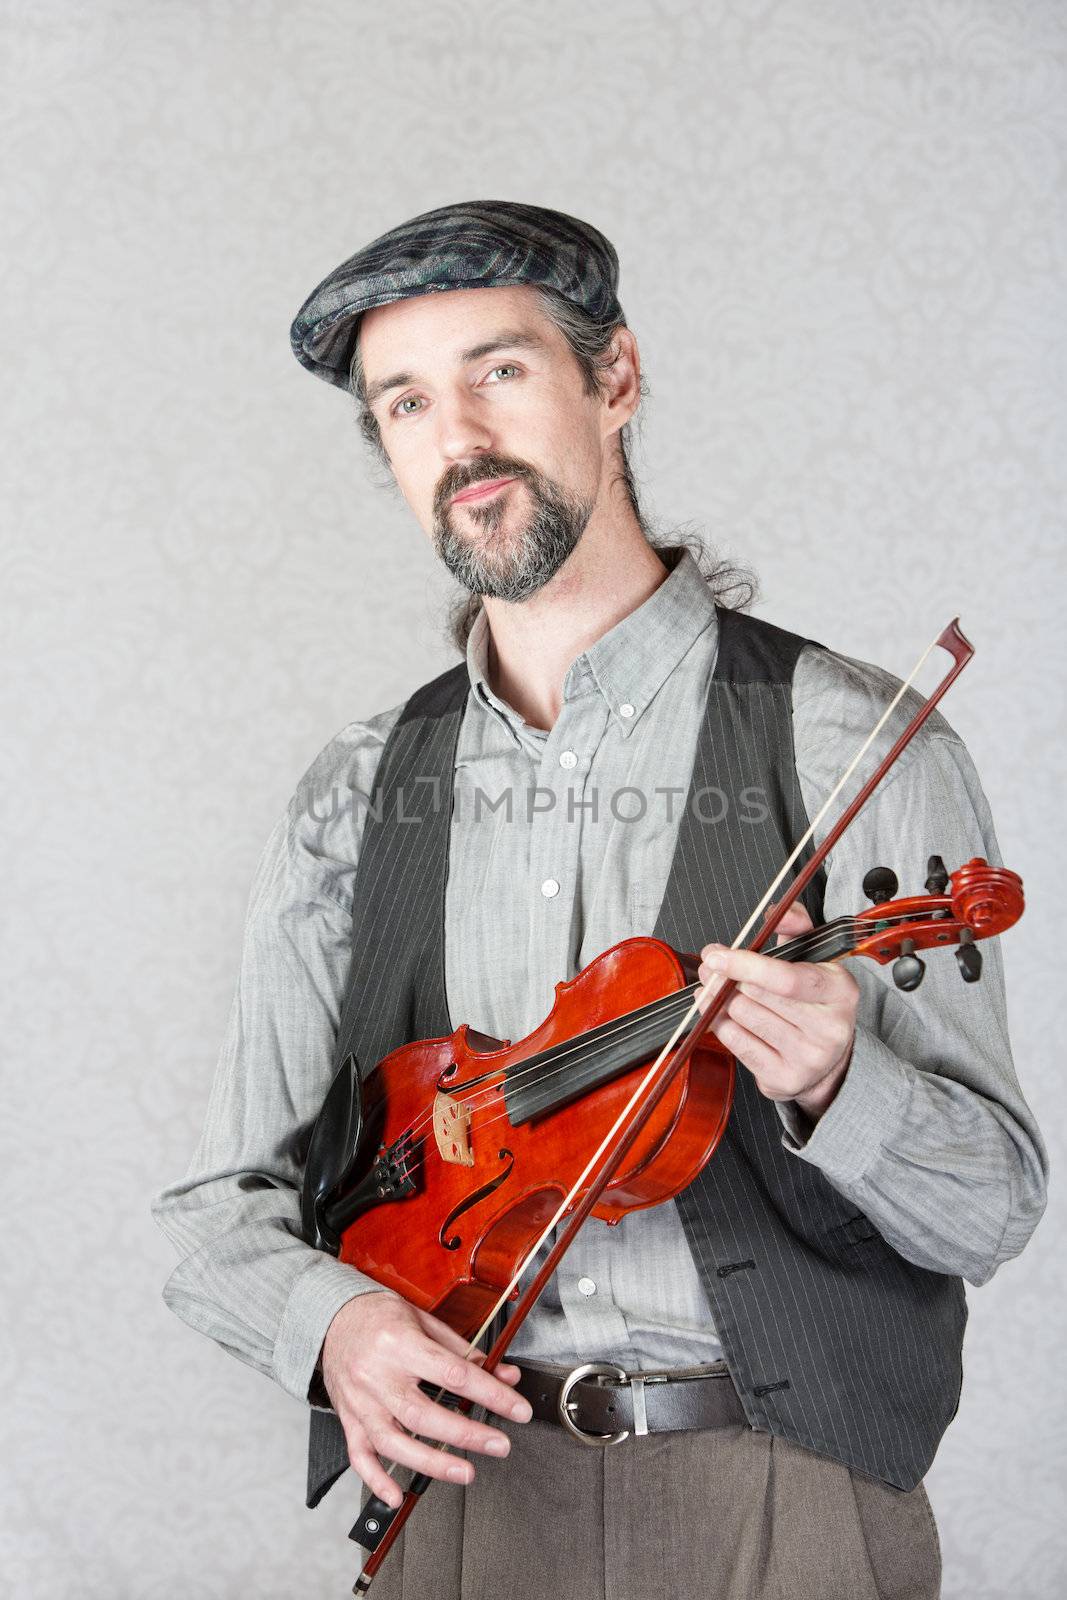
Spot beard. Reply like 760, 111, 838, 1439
432, 459, 595, 603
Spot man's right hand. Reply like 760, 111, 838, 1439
320, 1290, 533, 1509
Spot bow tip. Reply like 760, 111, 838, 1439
935, 617, 974, 666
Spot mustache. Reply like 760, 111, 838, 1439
438, 462, 531, 507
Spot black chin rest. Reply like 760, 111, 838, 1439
300, 1053, 364, 1254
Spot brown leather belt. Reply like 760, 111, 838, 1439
515, 1359, 746, 1446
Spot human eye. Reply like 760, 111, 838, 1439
390, 393, 425, 420
388, 364, 520, 422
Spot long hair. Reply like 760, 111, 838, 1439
348, 286, 757, 652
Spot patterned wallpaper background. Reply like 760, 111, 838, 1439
3, 1, 1064, 1595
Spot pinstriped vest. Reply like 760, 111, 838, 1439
306, 606, 966, 1507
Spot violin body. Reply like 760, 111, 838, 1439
336, 936, 734, 1342
315, 857, 1025, 1348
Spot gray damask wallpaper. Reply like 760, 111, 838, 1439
3, 1, 1064, 1595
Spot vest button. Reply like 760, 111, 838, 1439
541, 878, 560, 899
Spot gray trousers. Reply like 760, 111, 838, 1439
364, 1412, 942, 1600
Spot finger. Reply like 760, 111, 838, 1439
700, 947, 834, 1001
345, 1422, 406, 1511
709, 1015, 828, 1102
412, 1310, 508, 1365
415, 1309, 522, 1384
364, 1416, 475, 1487
734, 982, 837, 1030
721, 991, 807, 1058
705, 1014, 783, 1083
395, 1386, 513, 1459
773, 906, 814, 946
412, 1341, 533, 1423
736, 980, 805, 1021
487, 1360, 523, 1385
763, 900, 814, 941
733, 985, 854, 1071
417, 1307, 488, 1357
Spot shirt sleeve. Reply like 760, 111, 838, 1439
780, 645, 1048, 1286
151, 703, 405, 1406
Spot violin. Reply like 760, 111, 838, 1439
300, 618, 1020, 1592
303, 856, 1023, 1339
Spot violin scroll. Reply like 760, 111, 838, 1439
849, 856, 1024, 989
948, 858, 1025, 935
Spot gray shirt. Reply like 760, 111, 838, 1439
152, 549, 1048, 1406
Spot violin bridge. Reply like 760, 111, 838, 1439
433, 1091, 475, 1166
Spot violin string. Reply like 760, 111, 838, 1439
399, 908, 933, 1148
397, 910, 923, 1147
394, 918, 855, 1148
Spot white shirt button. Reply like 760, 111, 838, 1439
577, 1277, 597, 1296
619, 702, 635, 719
541, 878, 560, 899
559, 749, 578, 769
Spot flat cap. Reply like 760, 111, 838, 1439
289, 198, 624, 392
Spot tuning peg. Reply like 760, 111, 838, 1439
925, 855, 950, 895
955, 929, 982, 983
892, 938, 926, 991
863, 866, 899, 905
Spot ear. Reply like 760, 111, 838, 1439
600, 327, 642, 439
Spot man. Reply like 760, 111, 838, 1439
153, 201, 1047, 1599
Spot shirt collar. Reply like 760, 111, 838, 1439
465, 545, 719, 739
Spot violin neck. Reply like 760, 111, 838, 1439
766, 917, 862, 965
503, 918, 862, 1125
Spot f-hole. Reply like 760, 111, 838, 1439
438, 1149, 514, 1251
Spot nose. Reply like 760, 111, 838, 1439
434, 382, 496, 465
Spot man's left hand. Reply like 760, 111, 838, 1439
696, 901, 859, 1122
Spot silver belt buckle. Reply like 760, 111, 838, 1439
557, 1361, 630, 1446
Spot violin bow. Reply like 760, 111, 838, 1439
351, 618, 974, 1594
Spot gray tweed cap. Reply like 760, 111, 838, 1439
289, 199, 624, 392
